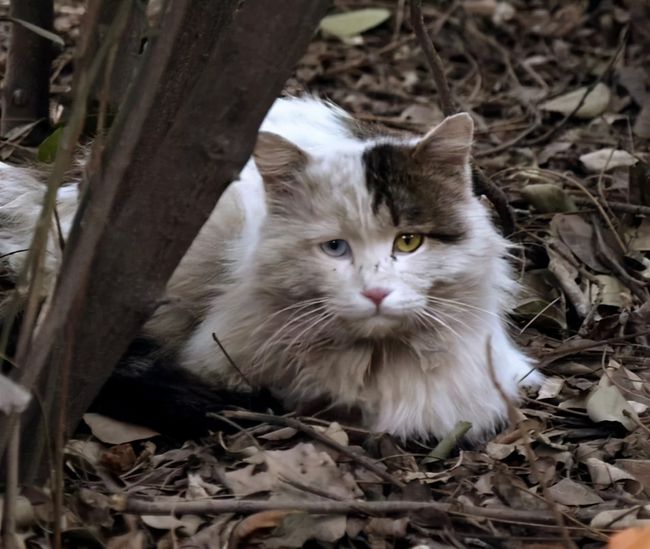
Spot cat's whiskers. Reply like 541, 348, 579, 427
262, 297, 329, 322
426, 295, 519, 330
251, 298, 329, 339
424, 307, 483, 338
426, 295, 500, 318
282, 310, 336, 355
424, 301, 488, 329
266, 311, 337, 383
255, 302, 328, 346
415, 309, 462, 339
253, 305, 334, 367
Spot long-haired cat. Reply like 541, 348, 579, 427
0, 96, 541, 441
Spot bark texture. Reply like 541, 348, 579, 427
3, 0, 331, 483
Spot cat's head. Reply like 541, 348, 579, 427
252, 113, 506, 341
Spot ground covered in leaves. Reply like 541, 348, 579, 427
2, 0, 650, 547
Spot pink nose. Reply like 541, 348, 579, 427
362, 288, 391, 307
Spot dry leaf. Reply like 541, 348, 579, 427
486, 442, 516, 460
366, 517, 409, 538
592, 275, 633, 309
83, 413, 160, 444
547, 477, 603, 506
537, 376, 565, 400
540, 83, 611, 118
628, 219, 650, 252
141, 515, 187, 531
586, 457, 639, 490
593, 510, 644, 530
552, 214, 607, 272
314, 421, 349, 446
580, 148, 638, 172
586, 385, 638, 431
100, 444, 137, 474
65, 439, 104, 468
106, 530, 147, 549
229, 510, 295, 547
617, 460, 650, 496
264, 513, 346, 548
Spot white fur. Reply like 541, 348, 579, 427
179, 98, 542, 440
0, 97, 542, 441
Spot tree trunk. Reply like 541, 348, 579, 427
2, 0, 330, 484
1, 0, 53, 143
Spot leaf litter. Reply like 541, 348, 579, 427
2, 0, 650, 547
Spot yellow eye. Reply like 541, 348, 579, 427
394, 233, 423, 253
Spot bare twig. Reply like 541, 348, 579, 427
472, 166, 515, 235
574, 198, 650, 216
408, 0, 515, 234
538, 329, 650, 367
409, 0, 454, 116
211, 333, 252, 387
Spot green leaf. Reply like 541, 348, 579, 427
320, 9, 391, 39
37, 127, 64, 163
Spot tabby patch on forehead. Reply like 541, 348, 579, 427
361, 143, 468, 236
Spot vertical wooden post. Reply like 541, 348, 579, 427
1, 0, 54, 143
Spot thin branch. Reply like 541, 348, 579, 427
538, 329, 650, 367
113, 494, 604, 527
575, 198, 650, 216
472, 166, 515, 235
409, 0, 454, 116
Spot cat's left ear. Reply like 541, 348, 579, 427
412, 113, 474, 166
253, 131, 308, 185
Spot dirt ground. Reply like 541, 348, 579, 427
2, 1, 650, 547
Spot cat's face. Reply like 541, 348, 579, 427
254, 115, 499, 340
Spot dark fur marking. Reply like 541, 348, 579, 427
362, 143, 468, 236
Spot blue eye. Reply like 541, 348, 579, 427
320, 239, 350, 258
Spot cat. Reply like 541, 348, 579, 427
0, 96, 542, 441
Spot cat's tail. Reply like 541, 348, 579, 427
91, 338, 280, 439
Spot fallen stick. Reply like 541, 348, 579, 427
113, 494, 604, 529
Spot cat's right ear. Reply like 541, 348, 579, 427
412, 113, 474, 166
253, 132, 308, 187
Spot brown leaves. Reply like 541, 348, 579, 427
14, 0, 650, 547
